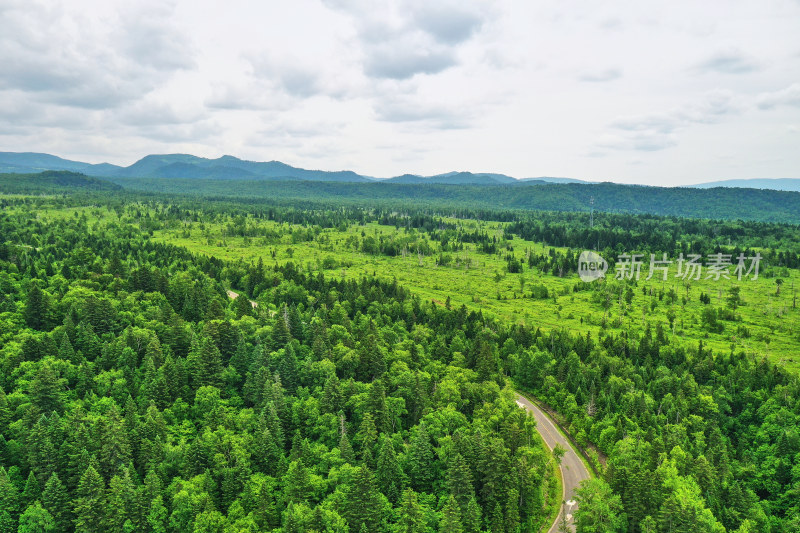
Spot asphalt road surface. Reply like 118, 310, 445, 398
515, 393, 591, 533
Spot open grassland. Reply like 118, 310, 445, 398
29, 204, 800, 372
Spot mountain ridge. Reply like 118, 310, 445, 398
1, 151, 797, 190
0, 151, 594, 186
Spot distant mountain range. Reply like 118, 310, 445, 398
0, 151, 797, 191
0, 151, 589, 186
690, 178, 800, 192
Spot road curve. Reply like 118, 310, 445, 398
515, 393, 591, 533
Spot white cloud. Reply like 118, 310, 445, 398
757, 83, 800, 109
599, 90, 740, 152
2, 0, 800, 184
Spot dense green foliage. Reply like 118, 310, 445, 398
3, 180, 800, 532
0, 204, 557, 532
7, 168, 800, 222
0, 171, 122, 194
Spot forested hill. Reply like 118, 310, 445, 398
106, 176, 800, 223
0, 171, 122, 194
3, 169, 800, 223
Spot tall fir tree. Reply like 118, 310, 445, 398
342, 464, 385, 533
407, 423, 435, 493
440, 494, 464, 533
376, 437, 404, 504
73, 464, 106, 533
397, 488, 426, 533
41, 474, 71, 532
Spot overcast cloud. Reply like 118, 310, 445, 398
1, 0, 799, 184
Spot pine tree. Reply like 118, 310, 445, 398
440, 495, 464, 533
397, 488, 426, 533
0, 466, 19, 518
342, 464, 384, 533
368, 380, 391, 433
489, 501, 504, 533
28, 362, 64, 414
58, 336, 78, 364
0, 387, 10, 434
376, 437, 404, 504
192, 338, 223, 389
283, 460, 315, 504
407, 423, 435, 493
73, 464, 106, 533
269, 308, 291, 351
105, 469, 138, 531
22, 471, 41, 503
505, 488, 521, 533
339, 427, 355, 464
357, 413, 378, 467
320, 376, 342, 414
234, 293, 253, 319
277, 343, 300, 394
447, 452, 475, 513
463, 496, 482, 533
41, 474, 71, 532
24, 285, 51, 331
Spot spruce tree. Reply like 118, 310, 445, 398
447, 452, 475, 513
463, 496, 482, 533
41, 474, 71, 532
376, 437, 404, 504
0, 466, 19, 519
73, 464, 106, 533
407, 423, 435, 493
440, 494, 464, 533
357, 413, 378, 467
342, 464, 384, 533
21, 471, 41, 503
24, 285, 50, 331
397, 488, 425, 533
147, 495, 168, 533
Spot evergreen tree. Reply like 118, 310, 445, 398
440, 495, 464, 533
190, 338, 223, 389
0, 466, 19, 519
40, 474, 71, 532
505, 488, 521, 533
73, 464, 106, 533
283, 460, 315, 504
463, 496, 482, 533
397, 488, 426, 533
356, 413, 378, 467
21, 471, 40, 503
342, 464, 385, 533
28, 362, 64, 414
105, 469, 138, 532
269, 308, 291, 351
234, 293, 253, 319
489, 502, 504, 533
277, 344, 300, 394
447, 452, 475, 513
407, 423, 435, 493
24, 285, 50, 331
376, 437, 404, 504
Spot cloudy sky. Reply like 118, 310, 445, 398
1, 0, 799, 184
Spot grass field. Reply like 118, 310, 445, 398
27, 203, 800, 372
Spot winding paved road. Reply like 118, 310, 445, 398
515, 393, 591, 533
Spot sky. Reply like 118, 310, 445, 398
1, 0, 799, 185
